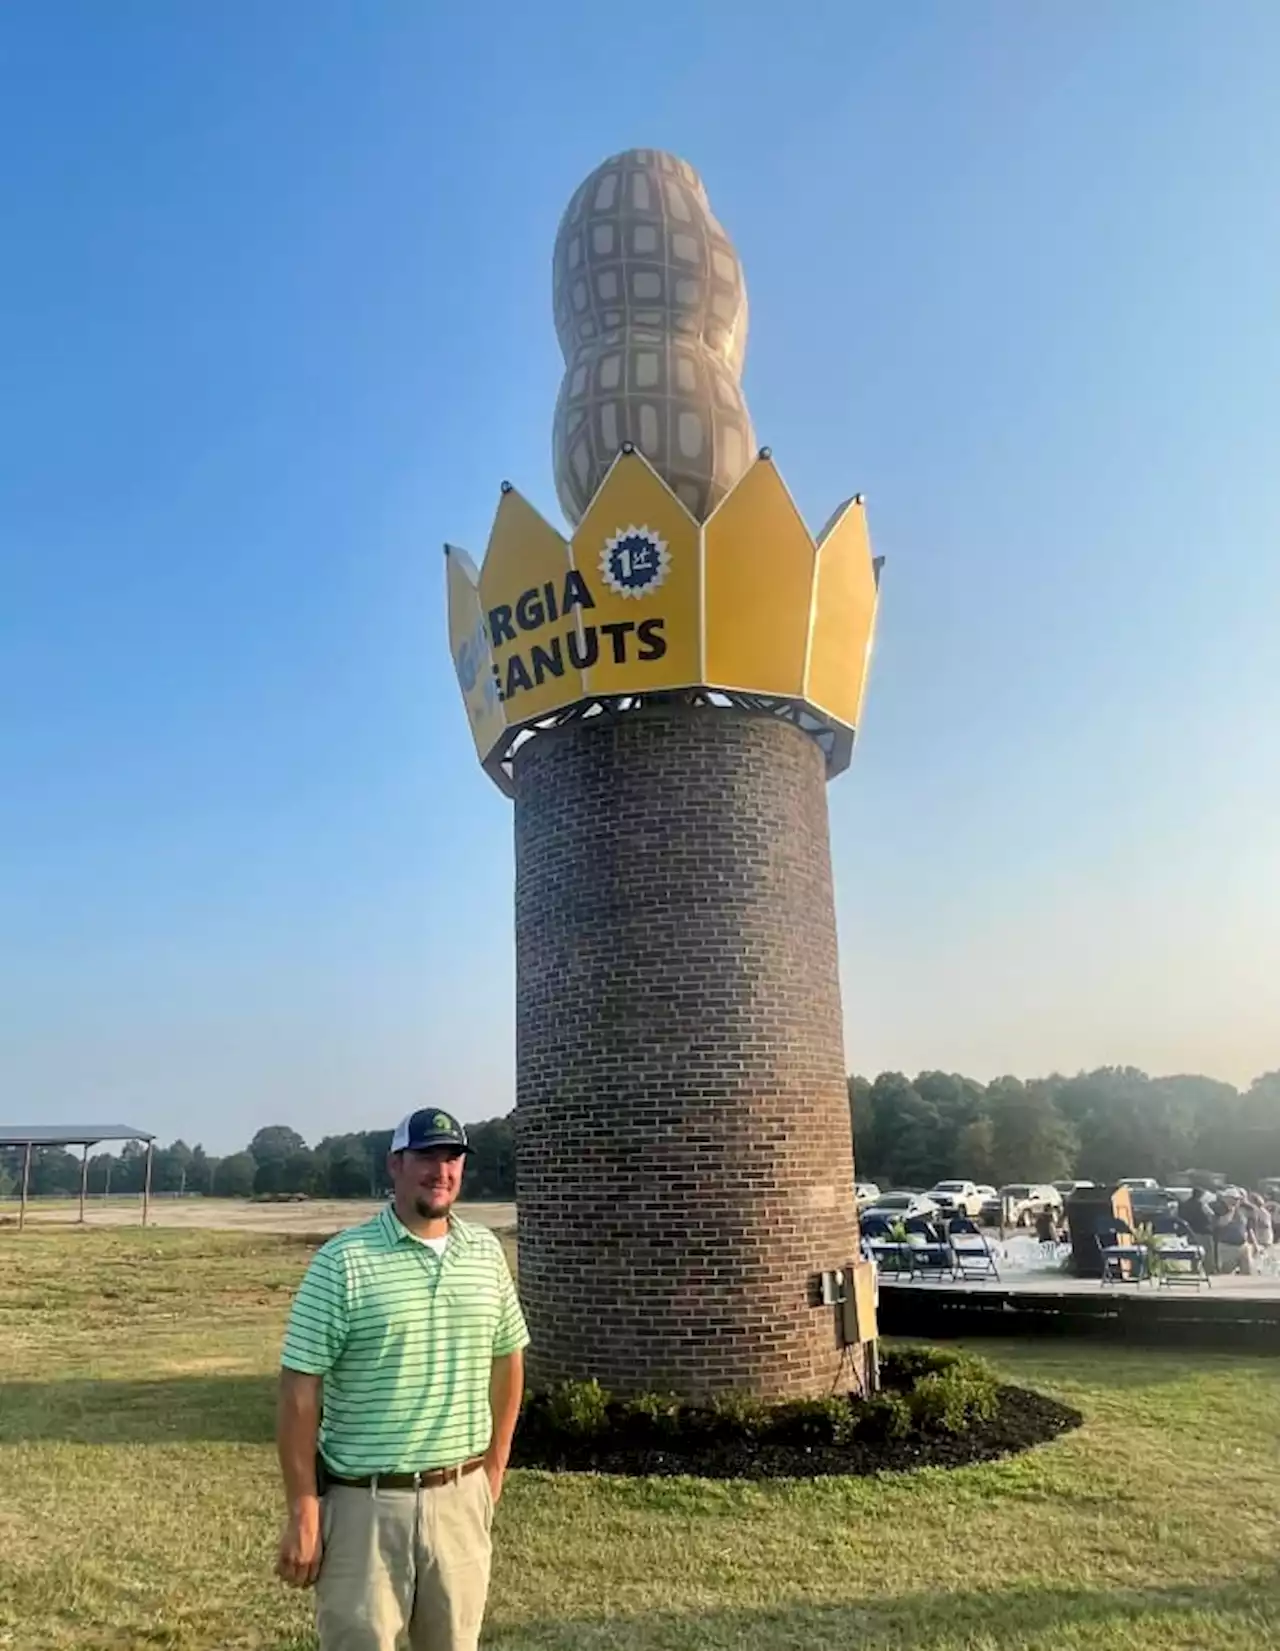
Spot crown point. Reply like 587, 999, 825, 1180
758, 446, 772, 460
500, 480, 514, 494
854, 492, 865, 505
621, 441, 635, 455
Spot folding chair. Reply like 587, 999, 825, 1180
865, 1239, 915, 1277
948, 1218, 1000, 1281
909, 1240, 958, 1281
1097, 1220, 1148, 1286
904, 1217, 958, 1282
1149, 1217, 1210, 1289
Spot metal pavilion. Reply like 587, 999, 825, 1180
0, 1124, 155, 1229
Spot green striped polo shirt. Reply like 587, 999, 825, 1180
281, 1206, 529, 1477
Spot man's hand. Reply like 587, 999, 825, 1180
276, 1497, 323, 1588
485, 1348, 523, 1511
276, 1369, 324, 1585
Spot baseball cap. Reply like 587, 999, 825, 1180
390, 1108, 471, 1155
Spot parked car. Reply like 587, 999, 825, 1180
1173, 1168, 1228, 1193
862, 1191, 938, 1222
1127, 1186, 1181, 1221
1119, 1177, 1159, 1191
981, 1183, 1063, 1227
1053, 1179, 1095, 1199
854, 1182, 882, 1208
928, 1179, 985, 1218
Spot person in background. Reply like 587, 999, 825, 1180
1247, 1193, 1274, 1258
1179, 1188, 1216, 1271
274, 1108, 529, 1651
1214, 1196, 1253, 1276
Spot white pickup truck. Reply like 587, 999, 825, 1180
928, 1179, 985, 1218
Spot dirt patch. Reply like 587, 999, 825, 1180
5, 1198, 517, 1236
511, 1385, 1083, 1480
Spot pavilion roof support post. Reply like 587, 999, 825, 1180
19, 1141, 31, 1232
141, 1139, 154, 1228
79, 1143, 89, 1224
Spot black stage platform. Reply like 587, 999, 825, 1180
876, 1272, 1280, 1349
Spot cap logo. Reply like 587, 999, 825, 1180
433, 1112, 455, 1133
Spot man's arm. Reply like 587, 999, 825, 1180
484, 1350, 524, 1503
276, 1368, 324, 1587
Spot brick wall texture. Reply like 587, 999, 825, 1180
512, 704, 862, 1399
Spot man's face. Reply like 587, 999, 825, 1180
389, 1146, 465, 1220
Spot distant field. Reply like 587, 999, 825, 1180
0, 1195, 516, 1236
2, 1226, 1279, 1649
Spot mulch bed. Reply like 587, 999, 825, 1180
510, 1384, 1083, 1480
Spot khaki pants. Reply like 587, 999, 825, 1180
316, 1471, 493, 1651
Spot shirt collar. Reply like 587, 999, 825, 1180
379, 1203, 475, 1248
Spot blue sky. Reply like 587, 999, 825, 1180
2, 3, 1276, 1155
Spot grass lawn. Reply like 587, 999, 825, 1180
1, 1228, 1278, 1651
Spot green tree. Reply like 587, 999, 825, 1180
986, 1076, 1074, 1186
248, 1126, 308, 1170
282, 1148, 318, 1194
848, 1075, 876, 1179
112, 1140, 149, 1195
330, 1147, 372, 1198
253, 1158, 285, 1195
86, 1152, 117, 1194
1051, 1067, 1219, 1185
213, 1152, 256, 1198
915, 1071, 987, 1173
168, 1140, 194, 1193
954, 1116, 997, 1184
30, 1148, 82, 1196
314, 1135, 374, 1198
187, 1145, 215, 1195
363, 1130, 394, 1195
1204, 1071, 1280, 1185
866, 1073, 945, 1188
255, 1148, 318, 1196
151, 1140, 195, 1195
463, 1118, 515, 1199
0, 1147, 22, 1194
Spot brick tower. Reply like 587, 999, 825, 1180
445, 150, 882, 1399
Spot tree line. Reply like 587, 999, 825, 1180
0, 1119, 516, 1202
5, 1065, 1277, 1203
849, 1066, 1280, 1191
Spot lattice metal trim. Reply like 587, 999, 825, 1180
483, 690, 854, 797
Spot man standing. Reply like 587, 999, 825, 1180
275, 1109, 528, 1651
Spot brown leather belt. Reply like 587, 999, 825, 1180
325, 1457, 486, 1491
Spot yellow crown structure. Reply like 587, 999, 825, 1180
446, 446, 882, 794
